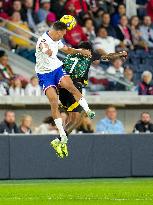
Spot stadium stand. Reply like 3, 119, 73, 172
0, 0, 153, 133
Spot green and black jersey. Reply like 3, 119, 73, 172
63, 52, 101, 85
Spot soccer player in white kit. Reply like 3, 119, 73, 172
35, 21, 95, 158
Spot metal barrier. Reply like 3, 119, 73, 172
0, 134, 153, 179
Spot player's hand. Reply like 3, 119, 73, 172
118, 51, 128, 59
105, 51, 128, 61
80, 49, 92, 58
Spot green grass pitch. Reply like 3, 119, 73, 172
0, 178, 153, 205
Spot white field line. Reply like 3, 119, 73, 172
0, 195, 153, 201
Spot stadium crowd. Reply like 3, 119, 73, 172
0, 109, 95, 134
1, 107, 153, 134
0, 0, 153, 94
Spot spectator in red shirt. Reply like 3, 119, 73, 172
7, 0, 22, 17
64, 24, 87, 47
2, 0, 13, 12
147, 0, 153, 22
65, 0, 88, 16
0, 0, 9, 19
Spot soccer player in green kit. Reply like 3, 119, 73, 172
57, 42, 127, 157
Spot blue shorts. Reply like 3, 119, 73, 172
37, 66, 68, 93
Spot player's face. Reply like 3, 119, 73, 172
56, 30, 66, 41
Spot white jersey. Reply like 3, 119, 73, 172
35, 32, 64, 74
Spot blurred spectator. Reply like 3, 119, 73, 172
130, 15, 148, 49
0, 50, 15, 83
133, 112, 153, 133
37, 0, 55, 23
65, 0, 88, 16
18, 115, 32, 134
111, 4, 126, 27
21, 0, 39, 32
122, 67, 135, 90
77, 115, 94, 133
34, 116, 58, 134
93, 8, 104, 29
126, 0, 137, 18
8, 0, 22, 16
140, 16, 153, 48
107, 58, 124, 76
51, 0, 66, 19
25, 76, 41, 96
101, 12, 116, 38
108, 67, 135, 91
36, 12, 56, 36
3, 0, 13, 11
93, 27, 120, 54
82, 18, 96, 42
0, 81, 7, 96
96, 105, 125, 134
107, 58, 124, 91
147, 0, 153, 22
138, 71, 153, 95
7, 11, 32, 48
0, 0, 9, 19
64, 24, 87, 47
0, 111, 19, 134
9, 78, 24, 96
115, 15, 133, 49
89, 64, 109, 91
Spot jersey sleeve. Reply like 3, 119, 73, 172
91, 52, 101, 62
58, 40, 65, 49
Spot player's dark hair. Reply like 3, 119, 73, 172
78, 42, 93, 51
0, 50, 6, 58
53, 21, 67, 31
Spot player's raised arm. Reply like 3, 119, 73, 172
60, 46, 91, 57
100, 51, 128, 61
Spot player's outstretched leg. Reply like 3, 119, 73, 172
60, 76, 95, 120
46, 87, 68, 158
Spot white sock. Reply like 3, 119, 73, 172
78, 97, 90, 113
54, 118, 66, 137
